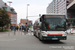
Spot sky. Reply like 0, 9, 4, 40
3, 0, 52, 24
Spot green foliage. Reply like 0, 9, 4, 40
0, 29, 9, 32
0, 8, 11, 28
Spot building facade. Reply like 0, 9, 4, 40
20, 19, 27, 25
8, 12, 17, 25
47, 0, 57, 14
47, 0, 66, 14
57, 0, 66, 15
47, 0, 74, 16
20, 19, 32, 26
47, 1, 54, 13
0, 0, 17, 25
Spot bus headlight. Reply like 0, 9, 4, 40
41, 32, 47, 36
62, 32, 67, 36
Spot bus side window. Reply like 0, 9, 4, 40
36, 23, 40, 29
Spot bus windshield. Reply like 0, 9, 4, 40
42, 17, 66, 31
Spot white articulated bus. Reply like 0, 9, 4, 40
33, 14, 67, 41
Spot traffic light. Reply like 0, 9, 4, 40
71, 24, 72, 25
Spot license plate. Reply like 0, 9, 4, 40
52, 38, 58, 40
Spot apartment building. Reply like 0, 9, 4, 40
47, 0, 57, 14
47, 0, 66, 14
57, 0, 66, 14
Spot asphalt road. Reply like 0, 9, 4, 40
0, 32, 75, 50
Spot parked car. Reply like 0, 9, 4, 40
66, 28, 75, 34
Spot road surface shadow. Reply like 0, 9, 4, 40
41, 40, 65, 44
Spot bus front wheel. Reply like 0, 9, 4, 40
33, 31, 35, 36
38, 34, 43, 41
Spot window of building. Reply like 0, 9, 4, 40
5, 7, 7, 11
11, 9, 15, 13
57, 0, 61, 2
3, 7, 7, 11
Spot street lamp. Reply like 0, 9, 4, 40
8, 1, 12, 8
26, 4, 30, 24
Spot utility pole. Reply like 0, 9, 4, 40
26, 4, 30, 24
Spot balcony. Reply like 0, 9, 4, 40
67, 0, 75, 19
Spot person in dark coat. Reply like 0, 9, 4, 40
15, 26, 18, 31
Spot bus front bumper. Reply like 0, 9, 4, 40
41, 36, 67, 40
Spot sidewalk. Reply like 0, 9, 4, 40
67, 34, 75, 36
0, 30, 25, 37
0, 32, 8, 37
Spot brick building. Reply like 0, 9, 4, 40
0, 0, 17, 25
20, 19, 32, 26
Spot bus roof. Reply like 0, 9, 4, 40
41, 14, 66, 16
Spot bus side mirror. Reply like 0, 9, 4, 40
40, 15, 44, 22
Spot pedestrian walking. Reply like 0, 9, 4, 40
25, 23, 28, 35
10, 25, 14, 31
13, 25, 16, 35
16, 26, 18, 31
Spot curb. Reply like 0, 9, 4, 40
67, 34, 75, 36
